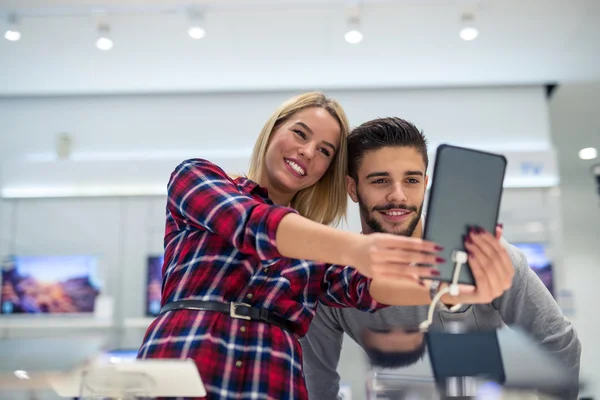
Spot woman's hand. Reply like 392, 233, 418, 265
348, 233, 444, 280
444, 225, 514, 305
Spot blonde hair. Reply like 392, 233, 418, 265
247, 92, 350, 227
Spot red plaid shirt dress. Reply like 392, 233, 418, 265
137, 159, 382, 399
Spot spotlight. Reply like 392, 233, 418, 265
95, 24, 113, 50
4, 12, 21, 42
344, 7, 363, 44
459, 12, 478, 41
187, 8, 206, 40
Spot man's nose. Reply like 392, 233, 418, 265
386, 183, 408, 203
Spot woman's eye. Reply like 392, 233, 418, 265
293, 130, 307, 139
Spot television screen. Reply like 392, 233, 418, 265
513, 243, 554, 296
146, 255, 163, 316
0, 255, 101, 314
100, 348, 139, 363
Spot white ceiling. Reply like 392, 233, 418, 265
0, 0, 598, 96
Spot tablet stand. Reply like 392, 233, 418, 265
437, 321, 478, 399
79, 366, 156, 400
419, 250, 468, 332
49, 359, 207, 399
418, 250, 501, 399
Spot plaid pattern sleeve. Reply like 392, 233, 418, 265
319, 265, 387, 312
167, 158, 296, 260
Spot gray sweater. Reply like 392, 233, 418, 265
300, 241, 581, 399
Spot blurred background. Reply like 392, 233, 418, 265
0, 0, 598, 399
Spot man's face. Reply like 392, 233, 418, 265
347, 146, 428, 237
362, 327, 426, 368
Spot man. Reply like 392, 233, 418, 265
300, 117, 581, 399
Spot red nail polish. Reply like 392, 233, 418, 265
435, 245, 444, 251
466, 237, 473, 244
435, 257, 446, 263
431, 270, 441, 276
497, 223, 503, 228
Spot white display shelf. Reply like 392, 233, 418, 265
124, 317, 154, 329
0, 316, 114, 329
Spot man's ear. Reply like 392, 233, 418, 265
424, 174, 429, 191
346, 175, 359, 203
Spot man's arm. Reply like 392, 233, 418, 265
300, 306, 345, 400
493, 241, 581, 395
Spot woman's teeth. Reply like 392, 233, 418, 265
286, 160, 305, 176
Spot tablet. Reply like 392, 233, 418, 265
423, 144, 507, 285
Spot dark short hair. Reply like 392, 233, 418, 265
364, 339, 427, 369
347, 117, 428, 181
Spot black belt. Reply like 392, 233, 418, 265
160, 300, 294, 333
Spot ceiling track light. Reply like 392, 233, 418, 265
187, 8, 206, 40
344, 4, 363, 44
459, 11, 479, 41
95, 23, 114, 51
4, 12, 21, 42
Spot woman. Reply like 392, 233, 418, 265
137, 92, 448, 399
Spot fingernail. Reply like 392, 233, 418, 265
435, 257, 446, 263
475, 227, 484, 234
497, 223, 503, 228
435, 245, 444, 251
466, 236, 474, 244
468, 251, 474, 258
431, 270, 441, 276
419, 280, 426, 287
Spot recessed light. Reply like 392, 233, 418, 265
4, 29, 21, 41
578, 147, 597, 160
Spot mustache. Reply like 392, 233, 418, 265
372, 204, 418, 212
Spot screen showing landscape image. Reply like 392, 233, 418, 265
0, 255, 101, 314
513, 243, 554, 296
146, 255, 164, 316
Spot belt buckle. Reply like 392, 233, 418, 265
230, 302, 252, 320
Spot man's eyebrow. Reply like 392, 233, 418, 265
365, 172, 390, 179
365, 171, 424, 179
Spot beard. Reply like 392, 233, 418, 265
357, 191, 423, 237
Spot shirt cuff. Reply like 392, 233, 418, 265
257, 205, 298, 260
